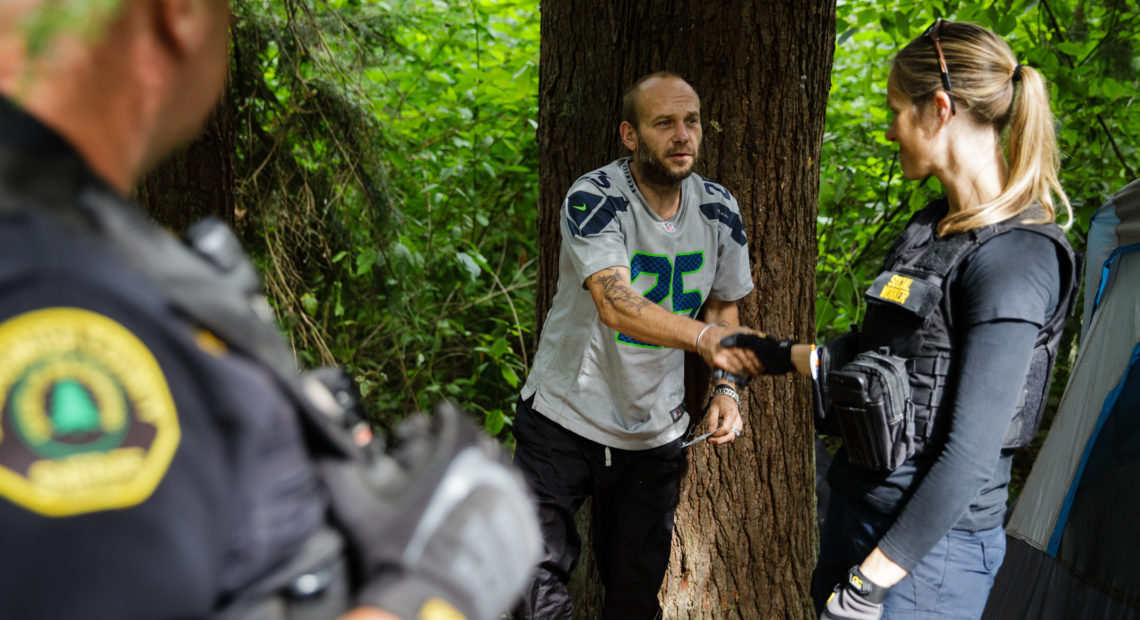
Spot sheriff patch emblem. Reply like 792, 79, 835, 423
0, 308, 179, 516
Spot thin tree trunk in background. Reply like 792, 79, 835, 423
136, 100, 235, 232
536, 2, 836, 617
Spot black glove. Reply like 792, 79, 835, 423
711, 367, 751, 387
820, 565, 887, 620
320, 403, 541, 620
720, 332, 796, 375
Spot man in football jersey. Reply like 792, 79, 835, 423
513, 72, 759, 619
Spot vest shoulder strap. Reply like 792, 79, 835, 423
901, 205, 1078, 342
932, 212, 1078, 341
881, 199, 948, 271
1001, 221, 1080, 339
911, 232, 976, 276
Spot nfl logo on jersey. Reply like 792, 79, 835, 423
662, 221, 676, 233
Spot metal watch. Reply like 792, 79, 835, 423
711, 384, 740, 407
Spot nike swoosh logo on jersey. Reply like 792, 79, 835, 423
571, 203, 588, 211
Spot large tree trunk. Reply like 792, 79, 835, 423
136, 100, 235, 232
536, 2, 836, 617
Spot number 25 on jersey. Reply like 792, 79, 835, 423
617, 251, 705, 348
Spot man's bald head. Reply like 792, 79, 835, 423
0, 0, 231, 192
621, 71, 696, 130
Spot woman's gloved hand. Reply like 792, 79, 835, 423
820, 565, 888, 620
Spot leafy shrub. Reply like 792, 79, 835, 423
231, 0, 539, 441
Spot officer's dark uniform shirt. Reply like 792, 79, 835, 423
828, 202, 1062, 571
0, 96, 327, 617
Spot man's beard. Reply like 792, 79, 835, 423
635, 135, 698, 187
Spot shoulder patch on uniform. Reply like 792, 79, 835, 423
865, 271, 943, 318
0, 308, 180, 516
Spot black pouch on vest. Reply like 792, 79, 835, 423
827, 348, 915, 472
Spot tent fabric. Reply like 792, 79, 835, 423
1047, 342, 1140, 556
985, 537, 1140, 620
1084, 178, 1140, 331
1055, 345, 1140, 599
1000, 242, 1140, 549
1082, 203, 1119, 332
983, 182, 1140, 619
1114, 179, 1140, 247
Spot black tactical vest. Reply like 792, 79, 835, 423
860, 199, 1078, 452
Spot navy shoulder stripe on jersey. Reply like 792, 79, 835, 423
584, 170, 613, 190
698, 202, 747, 247
566, 190, 630, 237
565, 191, 603, 236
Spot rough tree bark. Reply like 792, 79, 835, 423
136, 100, 235, 231
536, 2, 836, 617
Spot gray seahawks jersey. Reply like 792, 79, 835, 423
521, 158, 753, 450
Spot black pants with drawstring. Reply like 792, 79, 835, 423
511, 395, 685, 620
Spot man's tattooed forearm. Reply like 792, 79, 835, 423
593, 271, 652, 315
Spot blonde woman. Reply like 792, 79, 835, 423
805, 20, 1079, 620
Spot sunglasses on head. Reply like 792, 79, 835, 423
921, 18, 957, 115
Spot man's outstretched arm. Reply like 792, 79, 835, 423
585, 265, 759, 376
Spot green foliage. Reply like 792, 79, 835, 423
370, 0, 539, 438
231, 0, 539, 439
19, 0, 124, 57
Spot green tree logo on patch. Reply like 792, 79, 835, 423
51, 380, 102, 436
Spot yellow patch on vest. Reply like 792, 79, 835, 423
879, 274, 914, 304
418, 598, 467, 620
0, 308, 180, 516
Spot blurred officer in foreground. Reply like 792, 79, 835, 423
0, 1, 540, 619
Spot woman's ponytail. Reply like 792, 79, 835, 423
1001, 64, 1072, 231
892, 22, 1072, 235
